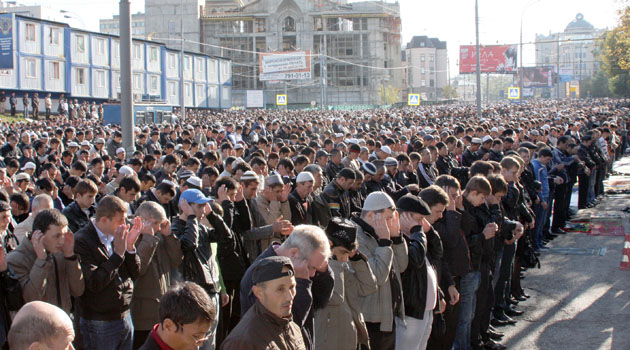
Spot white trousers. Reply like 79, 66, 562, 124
395, 310, 433, 350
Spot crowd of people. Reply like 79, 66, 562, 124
0, 97, 627, 350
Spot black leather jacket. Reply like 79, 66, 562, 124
401, 225, 444, 319
62, 201, 93, 233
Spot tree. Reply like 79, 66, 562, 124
581, 70, 611, 98
442, 85, 458, 99
601, 6, 630, 96
378, 84, 400, 105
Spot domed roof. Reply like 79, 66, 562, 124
565, 13, 594, 32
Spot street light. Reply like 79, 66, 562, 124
60, 9, 86, 29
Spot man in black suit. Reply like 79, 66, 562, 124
9, 92, 16, 116
74, 195, 150, 350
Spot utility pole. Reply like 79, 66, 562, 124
320, 35, 324, 110
180, 0, 185, 120
486, 73, 489, 103
519, 9, 523, 102
323, 34, 327, 108
475, 0, 482, 117
119, 0, 134, 155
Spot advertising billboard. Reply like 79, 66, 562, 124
246, 90, 264, 108
459, 45, 517, 74
520, 66, 554, 88
0, 14, 13, 69
259, 51, 311, 81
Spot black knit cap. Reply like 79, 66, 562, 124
325, 217, 358, 250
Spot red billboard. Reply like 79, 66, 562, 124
459, 45, 517, 74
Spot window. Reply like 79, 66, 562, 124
430, 79, 434, 87
255, 18, 266, 32
430, 55, 434, 62
185, 83, 191, 97
169, 81, 177, 96
283, 16, 296, 32
184, 56, 191, 71
114, 42, 120, 57
421, 68, 425, 74
25, 23, 36, 42
196, 58, 203, 72
314, 17, 323, 31
49, 61, 60, 80
282, 36, 296, 51
96, 38, 105, 55
421, 79, 426, 87
96, 70, 105, 87
133, 74, 141, 89
168, 54, 176, 69
76, 68, 86, 85
150, 47, 158, 62
133, 44, 142, 60
49, 28, 60, 45
26, 59, 36, 78
76, 35, 85, 53
150, 75, 158, 91
421, 55, 425, 62
0, 70, 10, 76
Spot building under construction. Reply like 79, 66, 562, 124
145, 0, 403, 107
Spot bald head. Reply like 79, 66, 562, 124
9, 301, 74, 350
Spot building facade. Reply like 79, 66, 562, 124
0, 14, 232, 110
145, 0, 403, 107
405, 36, 447, 101
535, 13, 605, 97
99, 12, 146, 38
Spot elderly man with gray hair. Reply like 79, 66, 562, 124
240, 224, 334, 350
13, 194, 53, 243
8, 301, 75, 350
130, 201, 183, 349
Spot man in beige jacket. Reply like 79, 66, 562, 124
255, 174, 292, 226
7, 208, 84, 314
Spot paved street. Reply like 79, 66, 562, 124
501, 191, 630, 350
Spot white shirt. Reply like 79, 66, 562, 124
93, 219, 114, 257
425, 257, 438, 311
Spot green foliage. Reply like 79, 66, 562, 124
378, 84, 400, 105
442, 85, 458, 99
580, 70, 612, 97
602, 6, 630, 96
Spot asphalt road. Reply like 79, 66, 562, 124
499, 192, 630, 350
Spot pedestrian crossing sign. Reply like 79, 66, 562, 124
276, 94, 287, 106
408, 94, 420, 106
508, 87, 520, 100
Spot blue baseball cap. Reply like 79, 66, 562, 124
180, 189, 212, 205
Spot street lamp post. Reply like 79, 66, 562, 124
474, 0, 481, 117
60, 10, 86, 29
119, 0, 134, 156
180, 0, 185, 121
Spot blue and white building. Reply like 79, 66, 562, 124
0, 13, 232, 110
